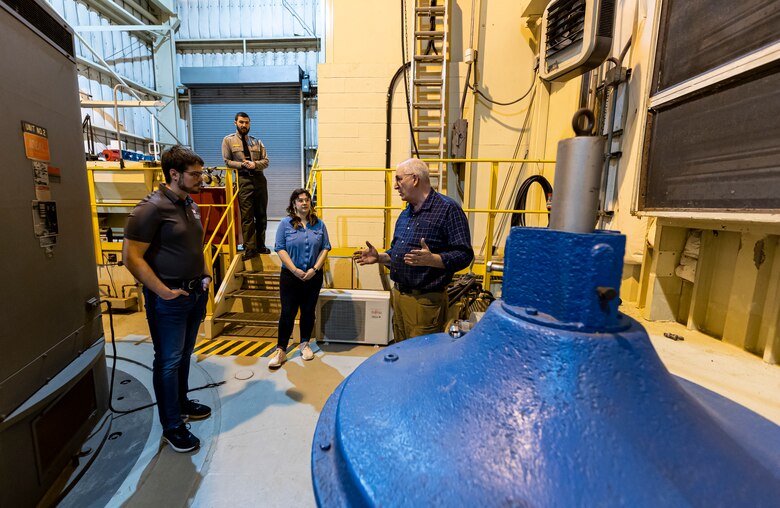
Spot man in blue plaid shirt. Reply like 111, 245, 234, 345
354, 158, 473, 341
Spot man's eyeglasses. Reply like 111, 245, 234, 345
184, 171, 204, 178
395, 173, 414, 183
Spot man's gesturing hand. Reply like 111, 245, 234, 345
353, 241, 379, 265
404, 238, 437, 267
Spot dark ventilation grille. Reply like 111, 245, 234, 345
641, 68, 780, 211
652, 0, 780, 93
33, 370, 97, 476
190, 86, 301, 104
545, 0, 586, 61
320, 300, 366, 342
597, 0, 614, 37
2, 0, 74, 57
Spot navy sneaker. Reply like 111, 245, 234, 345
162, 423, 200, 453
181, 399, 211, 421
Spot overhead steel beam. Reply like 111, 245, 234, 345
75, 31, 182, 144
146, 0, 176, 17
84, 0, 142, 26
121, 0, 160, 24
281, 0, 315, 37
76, 56, 164, 98
81, 99, 165, 108
175, 36, 321, 51
74, 24, 168, 34
89, 123, 152, 142
80, 0, 153, 42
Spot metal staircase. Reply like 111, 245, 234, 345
206, 255, 288, 339
411, 0, 449, 190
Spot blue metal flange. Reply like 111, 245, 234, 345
312, 227, 780, 507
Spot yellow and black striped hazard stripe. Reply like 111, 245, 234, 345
193, 339, 299, 358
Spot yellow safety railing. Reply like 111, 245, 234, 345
87, 164, 240, 316
88, 157, 554, 315
310, 158, 556, 289
201, 168, 239, 317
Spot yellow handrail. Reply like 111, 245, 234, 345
308, 158, 556, 289
305, 148, 319, 193
87, 163, 244, 317
201, 168, 239, 317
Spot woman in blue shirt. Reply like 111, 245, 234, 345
269, 188, 331, 368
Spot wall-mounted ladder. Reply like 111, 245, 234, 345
411, 0, 449, 191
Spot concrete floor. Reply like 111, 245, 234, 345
79, 306, 779, 507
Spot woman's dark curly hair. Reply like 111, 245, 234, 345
286, 188, 318, 229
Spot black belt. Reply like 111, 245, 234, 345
161, 277, 202, 291
394, 283, 444, 296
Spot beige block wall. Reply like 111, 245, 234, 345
317, 0, 660, 270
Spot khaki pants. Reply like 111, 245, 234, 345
391, 287, 448, 342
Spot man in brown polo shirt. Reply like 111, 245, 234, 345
123, 145, 213, 453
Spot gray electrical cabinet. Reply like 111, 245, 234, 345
0, 1, 109, 506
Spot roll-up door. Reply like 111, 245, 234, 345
190, 86, 303, 220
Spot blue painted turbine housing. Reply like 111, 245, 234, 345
311, 228, 780, 507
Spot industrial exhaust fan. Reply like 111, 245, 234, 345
540, 0, 615, 82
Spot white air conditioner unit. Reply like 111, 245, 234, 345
540, 0, 615, 82
316, 289, 392, 345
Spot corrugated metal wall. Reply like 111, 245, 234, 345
44, 0, 321, 155
190, 86, 304, 219
175, 0, 321, 147
173, 0, 322, 87
46, 0, 157, 152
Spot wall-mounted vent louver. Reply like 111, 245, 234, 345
540, 0, 615, 82
1, 0, 74, 58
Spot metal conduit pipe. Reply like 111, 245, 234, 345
598, 37, 632, 227
385, 62, 411, 169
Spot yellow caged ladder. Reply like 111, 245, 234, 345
410, 0, 449, 191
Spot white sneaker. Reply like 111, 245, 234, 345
301, 342, 314, 361
268, 348, 286, 369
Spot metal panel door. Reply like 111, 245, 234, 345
190, 86, 303, 220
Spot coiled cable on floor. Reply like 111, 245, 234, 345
511, 175, 553, 228
100, 299, 225, 417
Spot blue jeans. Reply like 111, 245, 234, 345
143, 287, 207, 431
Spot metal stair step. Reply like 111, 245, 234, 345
415, 31, 445, 39
415, 149, 442, 155
226, 289, 278, 300
413, 102, 443, 109
414, 79, 443, 86
214, 312, 279, 325
235, 270, 280, 278
218, 325, 278, 341
412, 126, 443, 132
415, 6, 445, 16
414, 55, 444, 62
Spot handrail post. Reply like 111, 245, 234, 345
384, 168, 392, 250
86, 167, 102, 264
316, 169, 323, 211
225, 169, 237, 259
484, 162, 499, 290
